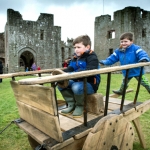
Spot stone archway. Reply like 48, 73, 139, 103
20, 51, 34, 70
18, 47, 36, 71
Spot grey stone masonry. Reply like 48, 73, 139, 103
5, 9, 62, 73
94, 6, 150, 72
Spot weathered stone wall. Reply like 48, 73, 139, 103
94, 6, 150, 72
0, 33, 5, 63
5, 9, 62, 73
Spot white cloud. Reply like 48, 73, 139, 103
1, 0, 150, 49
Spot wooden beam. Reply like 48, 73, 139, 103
0, 68, 64, 79
132, 118, 146, 149
17, 62, 150, 85
11, 81, 57, 115
17, 101, 63, 142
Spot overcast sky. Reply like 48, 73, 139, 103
0, 0, 150, 49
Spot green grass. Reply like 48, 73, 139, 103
0, 74, 150, 150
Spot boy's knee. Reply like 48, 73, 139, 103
72, 82, 83, 95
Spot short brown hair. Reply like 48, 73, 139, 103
73, 35, 91, 48
120, 32, 134, 41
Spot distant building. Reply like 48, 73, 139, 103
0, 9, 73, 73
94, 6, 150, 72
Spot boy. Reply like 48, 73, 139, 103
99, 32, 150, 95
58, 35, 100, 117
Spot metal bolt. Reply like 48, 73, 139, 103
131, 133, 134, 136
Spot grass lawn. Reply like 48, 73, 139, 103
0, 74, 150, 150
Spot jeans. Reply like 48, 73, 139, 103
58, 80, 95, 95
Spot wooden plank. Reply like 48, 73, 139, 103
46, 138, 74, 150
59, 111, 101, 123
59, 114, 82, 131
109, 89, 133, 98
120, 121, 134, 150
74, 128, 92, 140
55, 136, 87, 150
0, 68, 64, 79
17, 101, 63, 142
11, 81, 57, 115
107, 103, 120, 111
18, 62, 150, 85
132, 118, 146, 149
123, 100, 150, 121
82, 130, 102, 150
104, 97, 132, 105
15, 121, 50, 144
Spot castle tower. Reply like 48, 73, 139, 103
5, 9, 62, 73
94, 6, 150, 72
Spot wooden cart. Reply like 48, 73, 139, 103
1, 62, 150, 150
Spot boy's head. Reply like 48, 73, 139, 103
119, 32, 134, 49
73, 35, 91, 56
120, 32, 134, 41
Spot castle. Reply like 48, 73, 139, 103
94, 6, 150, 72
0, 9, 73, 73
0, 6, 150, 73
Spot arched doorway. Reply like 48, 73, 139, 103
20, 51, 34, 70
18, 47, 36, 71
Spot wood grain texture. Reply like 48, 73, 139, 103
11, 81, 57, 115
83, 114, 135, 150
17, 101, 63, 142
17, 62, 150, 85
0, 68, 64, 79
87, 93, 104, 115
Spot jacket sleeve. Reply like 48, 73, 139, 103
63, 66, 74, 72
63, 60, 75, 72
135, 48, 150, 62
100, 50, 119, 65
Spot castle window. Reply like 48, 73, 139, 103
142, 28, 146, 37
109, 49, 113, 56
140, 11, 143, 18
107, 30, 115, 39
40, 30, 44, 40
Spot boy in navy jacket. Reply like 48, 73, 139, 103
58, 35, 100, 117
99, 32, 150, 95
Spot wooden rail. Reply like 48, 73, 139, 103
0, 68, 64, 79
15, 62, 150, 85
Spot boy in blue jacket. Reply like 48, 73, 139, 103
99, 32, 150, 95
58, 35, 100, 117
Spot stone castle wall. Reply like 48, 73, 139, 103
5, 9, 63, 73
0, 33, 5, 63
94, 6, 150, 72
